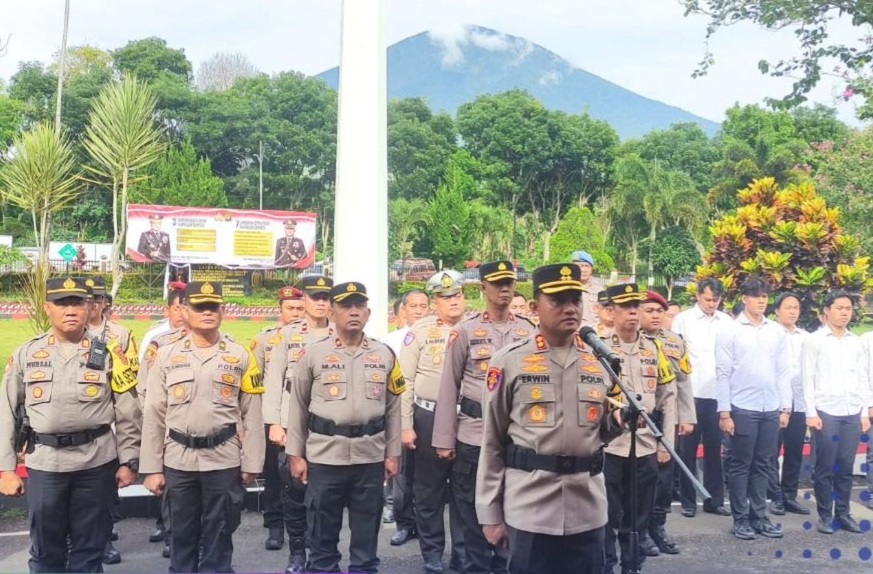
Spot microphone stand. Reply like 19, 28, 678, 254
594, 353, 711, 574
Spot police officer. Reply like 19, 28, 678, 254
399, 270, 467, 573
141, 282, 265, 574
254, 286, 305, 552
595, 290, 614, 337
571, 250, 601, 328
137, 213, 172, 262
274, 220, 308, 267
477, 264, 621, 574
601, 284, 676, 574
640, 290, 695, 555
432, 260, 535, 574
263, 275, 334, 573
0, 276, 142, 573
287, 281, 404, 573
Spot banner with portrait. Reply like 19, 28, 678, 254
126, 204, 317, 268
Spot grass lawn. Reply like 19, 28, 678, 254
0, 319, 271, 366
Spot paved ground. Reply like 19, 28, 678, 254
0, 489, 871, 573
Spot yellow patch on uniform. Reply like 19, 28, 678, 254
82, 339, 91, 349
387, 362, 406, 395
328, 385, 340, 397
146, 345, 157, 362
587, 388, 603, 399
646, 378, 657, 392
473, 328, 488, 337
522, 355, 545, 364
30, 371, 46, 380
667, 336, 677, 343
249, 340, 258, 350
290, 335, 304, 343
327, 374, 342, 383
587, 405, 600, 422
222, 356, 240, 364
428, 328, 441, 339
324, 354, 341, 363
432, 355, 442, 365
220, 386, 234, 399
268, 335, 282, 345
476, 348, 490, 357
370, 373, 384, 383
529, 404, 547, 423
645, 366, 657, 378
428, 345, 445, 354
32, 386, 43, 399
580, 365, 601, 374
522, 364, 548, 373
84, 372, 100, 382
530, 386, 543, 400
174, 385, 186, 399
366, 355, 382, 363
640, 349, 654, 357
86, 385, 99, 397
479, 362, 488, 371
221, 374, 236, 384
516, 329, 530, 337
171, 355, 186, 363
32, 350, 49, 359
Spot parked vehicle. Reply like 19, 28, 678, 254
390, 258, 436, 282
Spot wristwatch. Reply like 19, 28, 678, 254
120, 459, 139, 473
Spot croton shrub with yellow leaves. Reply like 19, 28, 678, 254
695, 178, 872, 329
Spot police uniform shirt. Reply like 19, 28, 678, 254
604, 331, 677, 457
476, 332, 616, 536
140, 333, 265, 474
0, 333, 142, 472
432, 312, 535, 449
580, 278, 603, 328
262, 319, 334, 428
138, 328, 187, 404
286, 336, 404, 464
656, 328, 696, 425
398, 316, 455, 431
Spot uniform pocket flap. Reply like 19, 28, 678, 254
578, 384, 606, 403
167, 368, 195, 385
322, 371, 347, 384
518, 383, 556, 404
24, 367, 53, 383
215, 372, 239, 386
79, 370, 107, 385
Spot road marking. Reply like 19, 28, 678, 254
0, 531, 28, 537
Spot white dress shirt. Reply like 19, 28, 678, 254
802, 326, 872, 418
715, 313, 791, 413
671, 304, 732, 400
382, 326, 411, 356
781, 325, 809, 412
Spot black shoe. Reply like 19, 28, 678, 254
640, 533, 660, 557
162, 541, 170, 558
448, 553, 463, 571
650, 524, 679, 555
769, 501, 785, 515
148, 527, 165, 543
704, 505, 731, 516
424, 558, 445, 573
783, 499, 811, 515
752, 518, 783, 538
285, 537, 306, 573
103, 542, 122, 565
680, 506, 696, 518
817, 517, 834, 534
731, 522, 756, 540
110, 530, 119, 542
836, 514, 862, 533
265, 526, 284, 550
390, 528, 416, 546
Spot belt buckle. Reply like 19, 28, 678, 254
556, 455, 575, 473
56, 434, 73, 447
347, 426, 363, 438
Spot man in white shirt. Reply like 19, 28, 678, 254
672, 278, 732, 517
802, 290, 873, 534
765, 293, 811, 516
138, 282, 187, 363
716, 277, 791, 540
863, 330, 873, 510
381, 290, 430, 546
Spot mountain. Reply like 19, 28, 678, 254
316, 25, 720, 140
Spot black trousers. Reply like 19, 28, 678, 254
413, 405, 465, 564
650, 456, 674, 527
392, 448, 416, 531
813, 411, 862, 520
678, 398, 725, 510
728, 407, 779, 524
766, 411, 807, 503
507, 525, 605, 574
165, 466, 244, 573
453, 442, 508, 574
305, 462, 384, 574
604, 452, 658, 571
27, 459, 116, 574
262, 429, 307, 537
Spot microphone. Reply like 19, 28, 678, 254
578, 326, 621, 371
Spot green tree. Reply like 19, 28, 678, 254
698, 178, 871, 329
467, 201, 514, 262
132, 140, 227, 207
427, 162, 472, 268
622, 122, 719, 193
652, 226, 701, 299
112, 37, 193, 84
547, 206, 615, 270
683, 1, 873, 116
7, 62, 57, 129
0, 94, 22, 151
83, 75, 165, 296
388, 198, 427, 261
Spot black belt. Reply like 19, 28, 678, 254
308, 413, 385, 438
459, 396, 482, 419
169, 424, 237, 449
31, 425, 111, 448
505, 443, 604, 476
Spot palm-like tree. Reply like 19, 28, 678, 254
0, 123, 81, 333
83, 75, 164, 296
389, 198, 427, 264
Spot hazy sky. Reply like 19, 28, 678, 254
1, 0, 866, 126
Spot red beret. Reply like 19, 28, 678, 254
168, 281, 187, 292
279, 286, 303, 301
644, 290, 668, 310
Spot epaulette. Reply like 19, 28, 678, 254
503, 336, 530, 355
